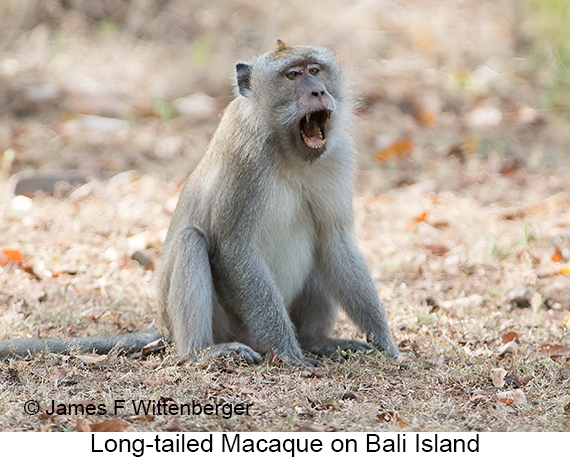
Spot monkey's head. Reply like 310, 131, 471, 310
236, 40, 350, 160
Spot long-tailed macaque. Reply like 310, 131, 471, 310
0, 41, 399, 364
158, 40, 399, 365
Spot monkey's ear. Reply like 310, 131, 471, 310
236, 62, 252, 97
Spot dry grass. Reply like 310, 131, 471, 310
1, 0, 570, 432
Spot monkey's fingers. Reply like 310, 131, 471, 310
277, 353, 319, 367
203, 342, 263, 364
366, 332, 400, 358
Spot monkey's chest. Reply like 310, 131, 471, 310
258, 189, 316, 307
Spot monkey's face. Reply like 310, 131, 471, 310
237, 43, 344, 161
286, 63, 335, 158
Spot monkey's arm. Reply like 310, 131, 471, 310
318, 230, 400, 357
218, 245, 310, 365
0, 328, 162, 360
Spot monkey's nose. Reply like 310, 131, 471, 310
311, 90, 325, 97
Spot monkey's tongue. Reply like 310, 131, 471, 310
301, 121, 326, 149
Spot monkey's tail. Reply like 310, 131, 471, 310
0, 328, 163, 360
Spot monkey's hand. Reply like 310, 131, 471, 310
367, 332, 400, 358
275, 351, 318, 367
202, 342, 264, 364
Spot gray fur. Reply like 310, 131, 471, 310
158, 42, 399, 365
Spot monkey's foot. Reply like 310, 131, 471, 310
300, 338, 374, 361
366, 333, 401, 358
203, 342, 263, 364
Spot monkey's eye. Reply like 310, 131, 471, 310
308, 65, 320, 75
286, 68, 302, 80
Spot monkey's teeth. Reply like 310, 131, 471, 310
301, 128, 326, 150
306, 113, 311, 123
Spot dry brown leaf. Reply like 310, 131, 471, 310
426, 355, 445, 367
377, 410, 409, 426
501, 331, 520, 344
89, 419, 129, 432
76, 418, 92, 432
0, 248, 24, 265
552, 246, 563, 262
34, 366, 68, 381
490, 368, 507, 388
165, 417, 184, 432
529, 344, 570, 360
496, 390, 528, 406
424, 244, 450, 256
77, 353, 108, 366
374, 139, 414, 162
297, 424, 326, 432
128, 414, 154, 421
406, 211, 428, 231
504, 373, 533, 388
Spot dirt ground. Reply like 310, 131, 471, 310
1, 1, 569, 432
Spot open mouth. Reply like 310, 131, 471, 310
300, 109, 331, 155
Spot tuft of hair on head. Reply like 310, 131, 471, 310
271, 39, 293, 58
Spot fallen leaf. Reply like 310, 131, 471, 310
496, 390, 528, 406
374, 139, 414, 162
529, 344, 570, 360
76, 418, 92, 432
128, 415, 154, 421
340, 391, 359, 401
297, 424, 326, 432
497, 340, 519, 357
0, 249, 24, 265
490, 368, 508, 388
139, 338, 166, 358
510, 292, 531, 308
33, 366, 68, 381
89, 419, 129, 432
165, 418, 184, 432
77, 353, 108, 366
424, 244, 450, 256
504, 373, 533, 388
552, 246, 563, 262
377, 410, 409, 426
501, 331, 520, 344
518, 374, 534, 386
406, 211, 428, 231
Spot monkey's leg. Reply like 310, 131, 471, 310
167, 228, 262, 363
217, 247, 314, 366
292, 271, 374, 360
318, 232, 400, 357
